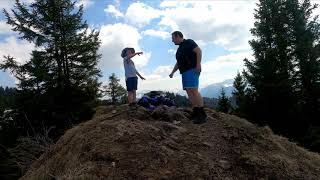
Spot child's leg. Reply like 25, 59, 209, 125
128, 91, 134, 104
133, 90, 137, 103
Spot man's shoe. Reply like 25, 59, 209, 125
189, 107, 198, 120
193, 107, 207, 124
193, 116, 207, 124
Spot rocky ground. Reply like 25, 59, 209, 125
21, 105, 320, 180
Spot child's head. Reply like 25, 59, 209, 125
121, 47, 135, 58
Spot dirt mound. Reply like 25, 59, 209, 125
21, 105, 320, 179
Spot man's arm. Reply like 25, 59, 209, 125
169, 63, 179, 78
193, 47, 202, 73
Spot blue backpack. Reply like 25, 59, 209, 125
138, 95, 176, 110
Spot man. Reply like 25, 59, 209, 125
169, 31, 207, 124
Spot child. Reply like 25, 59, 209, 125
121, 47, 146, 109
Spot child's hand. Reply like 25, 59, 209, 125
140, 76, 146, 80
136, 52, 143, 56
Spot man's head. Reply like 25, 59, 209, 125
172, 31, 184, 45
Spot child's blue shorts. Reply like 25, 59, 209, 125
126, 77, 138, 91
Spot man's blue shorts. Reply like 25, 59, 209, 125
182, 68, 200, 90
126, 77, 138, 91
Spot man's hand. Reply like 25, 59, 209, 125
169, 63, 178, 78
195, 64, 201, 73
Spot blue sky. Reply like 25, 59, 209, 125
1, 0, 318, 93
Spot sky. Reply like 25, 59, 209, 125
1, 0, 319, 93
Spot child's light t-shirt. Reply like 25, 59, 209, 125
123, 56, 137, 80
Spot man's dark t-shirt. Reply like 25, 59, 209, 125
176, 39, 198, 74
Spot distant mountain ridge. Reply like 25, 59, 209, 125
200, 79, 234, 98
138, 79, 235, 99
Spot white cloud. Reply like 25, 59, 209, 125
158, 16, 179, 31
125, 2, 162, 27
0, 36, 34, 64
200, 51, 253, 87
1, 0, 92, 10
120, 1, 255, 50
311, 1, 320, 18
0, 21, 13, 34
153, 65, 172, 75
158, 1, 256, 51
142, 29, 170, 39
134, 65, 180, 92
140, 75, 181, 92
160, 1, 179, 8
168, 49, 176, 55
98, 23, 151, 70
0, 1, 11, 10
104, 5, 124, 18
114, 0, 121, 8
0, 0, 35, 10
115, 65, 181, 93
0, 71, 16, 87
24, 0, 35, 3
160, 1, 200, 8
76, 0, 94, 9
0, 36, 34, 87
137, 51, 253, 92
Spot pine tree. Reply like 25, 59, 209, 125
232, 71, 247, 117
0, 0, 101, 134
244, 0, 296, 133
285, 0, 320, 151
287, 0, 320, 125
104, 73, 127, 104
217, 88, 231, 113
0, 86, 16, 115
243, 0, 320, 138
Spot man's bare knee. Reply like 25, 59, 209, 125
185, 89, 192, 95
188, 88, 198, 95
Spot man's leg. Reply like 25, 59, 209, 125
186, 88, 202, 107
186, 89, 196, 107
193, 89, 204, 107
186, 88, 207, 124
182, 69, 206, 123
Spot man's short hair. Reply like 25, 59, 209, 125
121, 47, 135, 58
172, 31, 183, 38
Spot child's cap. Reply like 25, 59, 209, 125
121, 47, 135, 58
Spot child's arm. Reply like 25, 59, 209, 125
136, 71, 145, 80
126, 52, 143, 59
